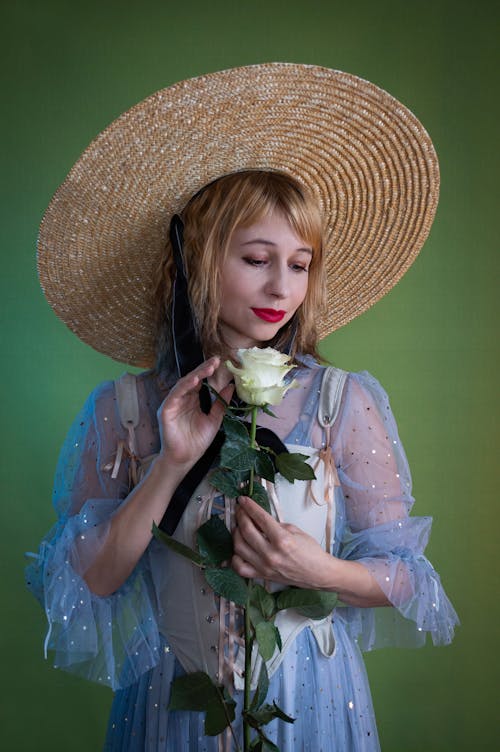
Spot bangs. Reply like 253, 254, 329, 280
218, 171, 324, 260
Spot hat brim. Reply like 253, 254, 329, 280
38, 63, 439, 366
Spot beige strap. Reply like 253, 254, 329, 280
115, 372, 140, 429
310, 366, 347, 549
309, 427, 341, 552
318, 366, 348, 428
111, 373, 140, 482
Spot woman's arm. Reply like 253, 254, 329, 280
84, 357, 233, 596
229, 370, 458, 647
27, 359, 234, 688
231, 370, 414, 608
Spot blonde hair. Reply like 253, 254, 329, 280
155, 170, 326, 373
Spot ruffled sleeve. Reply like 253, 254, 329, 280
332, 371, 459, 650
25, 380, 165, 689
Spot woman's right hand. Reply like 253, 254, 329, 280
85, 358, 233, 596
157, 356, 234, 471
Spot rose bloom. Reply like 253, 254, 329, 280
226, 347, 297, 406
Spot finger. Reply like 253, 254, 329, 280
234, 504, 264, 543
231, 549, 295, 585
160, 358, 222, 415
207, 382, 235, 424
234, 503, 273, 546
232, 524, 269, 566
231, 553, 261, 579
171, 357, 222, 396
195, 355, 221, 375
236, 496, 282, 542
281, 523, 302, 535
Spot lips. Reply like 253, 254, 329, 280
251, 308, 286, 323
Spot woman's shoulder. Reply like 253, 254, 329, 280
78, 369, 162, 422
296, 355, 385, 391
295, 358, 394, 419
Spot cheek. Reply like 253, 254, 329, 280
220, 262, 248, 296
223, 279, 245, 307
219, 270, 249, 316
295, 276, 309, 305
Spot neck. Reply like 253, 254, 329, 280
207, 359, 233, 393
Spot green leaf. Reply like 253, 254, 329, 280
275, 452, 316, 483
261, 736, 280, 752
197, 517, 234, 565
223, 414, 250, 443
255, 621, 279, 662
167, 672, 235, 737
209, 468, 242, 498
249, 584, 276, 623
245, 702, 295, 729
205, 687, 236, 736
248, 482, 271, 513
168, 671, 217, 711
250, 662, 269, 711
249, 741, 263, 752
255, 451, 276, 483
221, 443, 259, 472
260, 741, 280, 752
269, 701, 295, 724
275, 588, 338, 619
245, 707, 272, 729
249, 735, 280, 752
248, 603, 266, 629
260, 404, 278, 418
152, 523, 204, 566
204, 567, 249, 606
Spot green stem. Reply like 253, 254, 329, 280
243, 602, 252, 752
244, 405, 258, 751
248, 406, 258, 496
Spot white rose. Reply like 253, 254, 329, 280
226, 347, 297, 406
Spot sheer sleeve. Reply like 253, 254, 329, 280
332, 371, 459, 650
25, 380, 165, 689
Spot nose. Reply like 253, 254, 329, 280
264, 263, 289, 299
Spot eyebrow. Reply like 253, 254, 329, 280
241, 239, 313, 255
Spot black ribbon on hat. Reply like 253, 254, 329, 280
159, 215, 289, 534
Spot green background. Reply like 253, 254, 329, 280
1, 0, 497, 749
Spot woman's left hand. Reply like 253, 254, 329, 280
231, 496, 336, 590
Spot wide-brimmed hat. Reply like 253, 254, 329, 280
38, 63, 439, 367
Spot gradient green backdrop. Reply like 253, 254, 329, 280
2, 1, 497, 750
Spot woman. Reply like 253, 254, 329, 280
27, 65, 458, 751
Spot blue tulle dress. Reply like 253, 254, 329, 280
26, 362, 458, 751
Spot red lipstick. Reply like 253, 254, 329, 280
251, 308, 286, 323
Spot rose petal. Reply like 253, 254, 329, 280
226, 348, 296, 406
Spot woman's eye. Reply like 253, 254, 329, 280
243, 257, 308, 272
244, 257, 266, 266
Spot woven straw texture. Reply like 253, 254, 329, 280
38, 63, 439, 366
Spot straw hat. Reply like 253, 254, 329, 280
38, 63, 439, 367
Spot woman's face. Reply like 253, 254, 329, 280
218, 210, 311, 351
